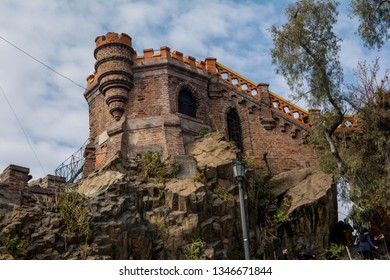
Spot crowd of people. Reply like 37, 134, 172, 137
357, 228, 388, 260
277, 219, 388, 260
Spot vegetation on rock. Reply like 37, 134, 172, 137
1, 234, 26, 259
139, 151, 179, 183
271, 0, 389, 231
58, 186, 91, 242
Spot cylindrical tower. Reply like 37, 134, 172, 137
94, 32, 134, 121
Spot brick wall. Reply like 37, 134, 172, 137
83, 33, 317, 175
0, 165, 65, 206
0, 164, 30, 189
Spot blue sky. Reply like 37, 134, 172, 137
0, 0, 388, 180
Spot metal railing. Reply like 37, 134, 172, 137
54, 139, 89, 183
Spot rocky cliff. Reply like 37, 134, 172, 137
0, 133, 337, 260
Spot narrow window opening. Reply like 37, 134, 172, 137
178, 89, 196, 118
227, 108, 243, 152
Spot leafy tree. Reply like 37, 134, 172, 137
270, 0, 390, 227
270, 0, 347, 175
350, 0, 390, 50
345, 60, 390, 225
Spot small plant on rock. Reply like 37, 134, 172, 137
243, 154, 257, 169
158, 189, 166, 205
2, 234, 27, 259
58, 186, 91, 242
322, 243, 345, 260
272, 196, 291, 224
214, 186, 229, 203
139, 151, 179, 183
150, 216, 165, 235
198, 126, 209, 137
193, 171, 207, 184
184, 238, 205, 260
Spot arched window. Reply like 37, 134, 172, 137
227, 108, 243, 152
178, 89, 196, 118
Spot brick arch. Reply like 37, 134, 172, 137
221, 103, 252, 153
175, 81, 204, 118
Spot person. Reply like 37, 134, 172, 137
298, 249, 316, 260
343, 219, 354, 246
296, 244, 315, 260
277, 248, 288, 260
373, 233, 388, 260
358, 228, 378, 260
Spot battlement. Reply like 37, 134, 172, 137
86, 34, 360, 132
86, 37, 312, 128
131, 47, 312, 128
135, 46, 207, 71
95, 32, 132, 48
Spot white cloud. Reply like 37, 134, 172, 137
0, 0, 388, 180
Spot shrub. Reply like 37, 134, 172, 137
214, 186, 229, 203
193, 171, 207, 184
58, 187, 91, 241
322, 243, 345, 260
272, 196, 291, 224
198, 126, 209, 137
139, 151, 179, 183
184, 238, 205, 260
2, 234, 26, 259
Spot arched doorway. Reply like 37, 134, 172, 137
227, 108, 243, 152
178, 89, 196, 118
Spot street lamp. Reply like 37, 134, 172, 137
233, 152, 250, 260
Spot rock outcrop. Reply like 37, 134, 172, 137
0, 133, 337, 259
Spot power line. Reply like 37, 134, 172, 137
0, 35, 86, 90
0, 85, 46, 175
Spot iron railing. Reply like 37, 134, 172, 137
54, 139, 89, 183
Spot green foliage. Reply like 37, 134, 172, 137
184, 238, 205, 260
322, 243, 345, 260
59, 188, 91, 241
270, 0, 342, 110
344, 61, 390, 222
198, 126, 209, 137
193, 171, 207, 184
350, 0, 389, 50
214, 186, 229, 203
158, 189, 166, 205
271, 0, 390, 228
308, 117, 340, 176
80, 243, 90, 260
139, 151, 179, 183
150, 216, 165, 235
2, 234, 26, 259
272, 197, 291, 224
228, 141, 237, 148
243, 154, 257, 169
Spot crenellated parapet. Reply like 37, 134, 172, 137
94, 32, 135, 121
134, 46, 208, 71
86, 35, 357, 132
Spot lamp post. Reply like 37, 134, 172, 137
233, 152, 250, 260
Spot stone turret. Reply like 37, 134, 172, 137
94, 32, 134, 121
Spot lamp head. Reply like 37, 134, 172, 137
233, 160, 245, 179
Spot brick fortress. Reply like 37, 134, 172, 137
82, 32, 319, 177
